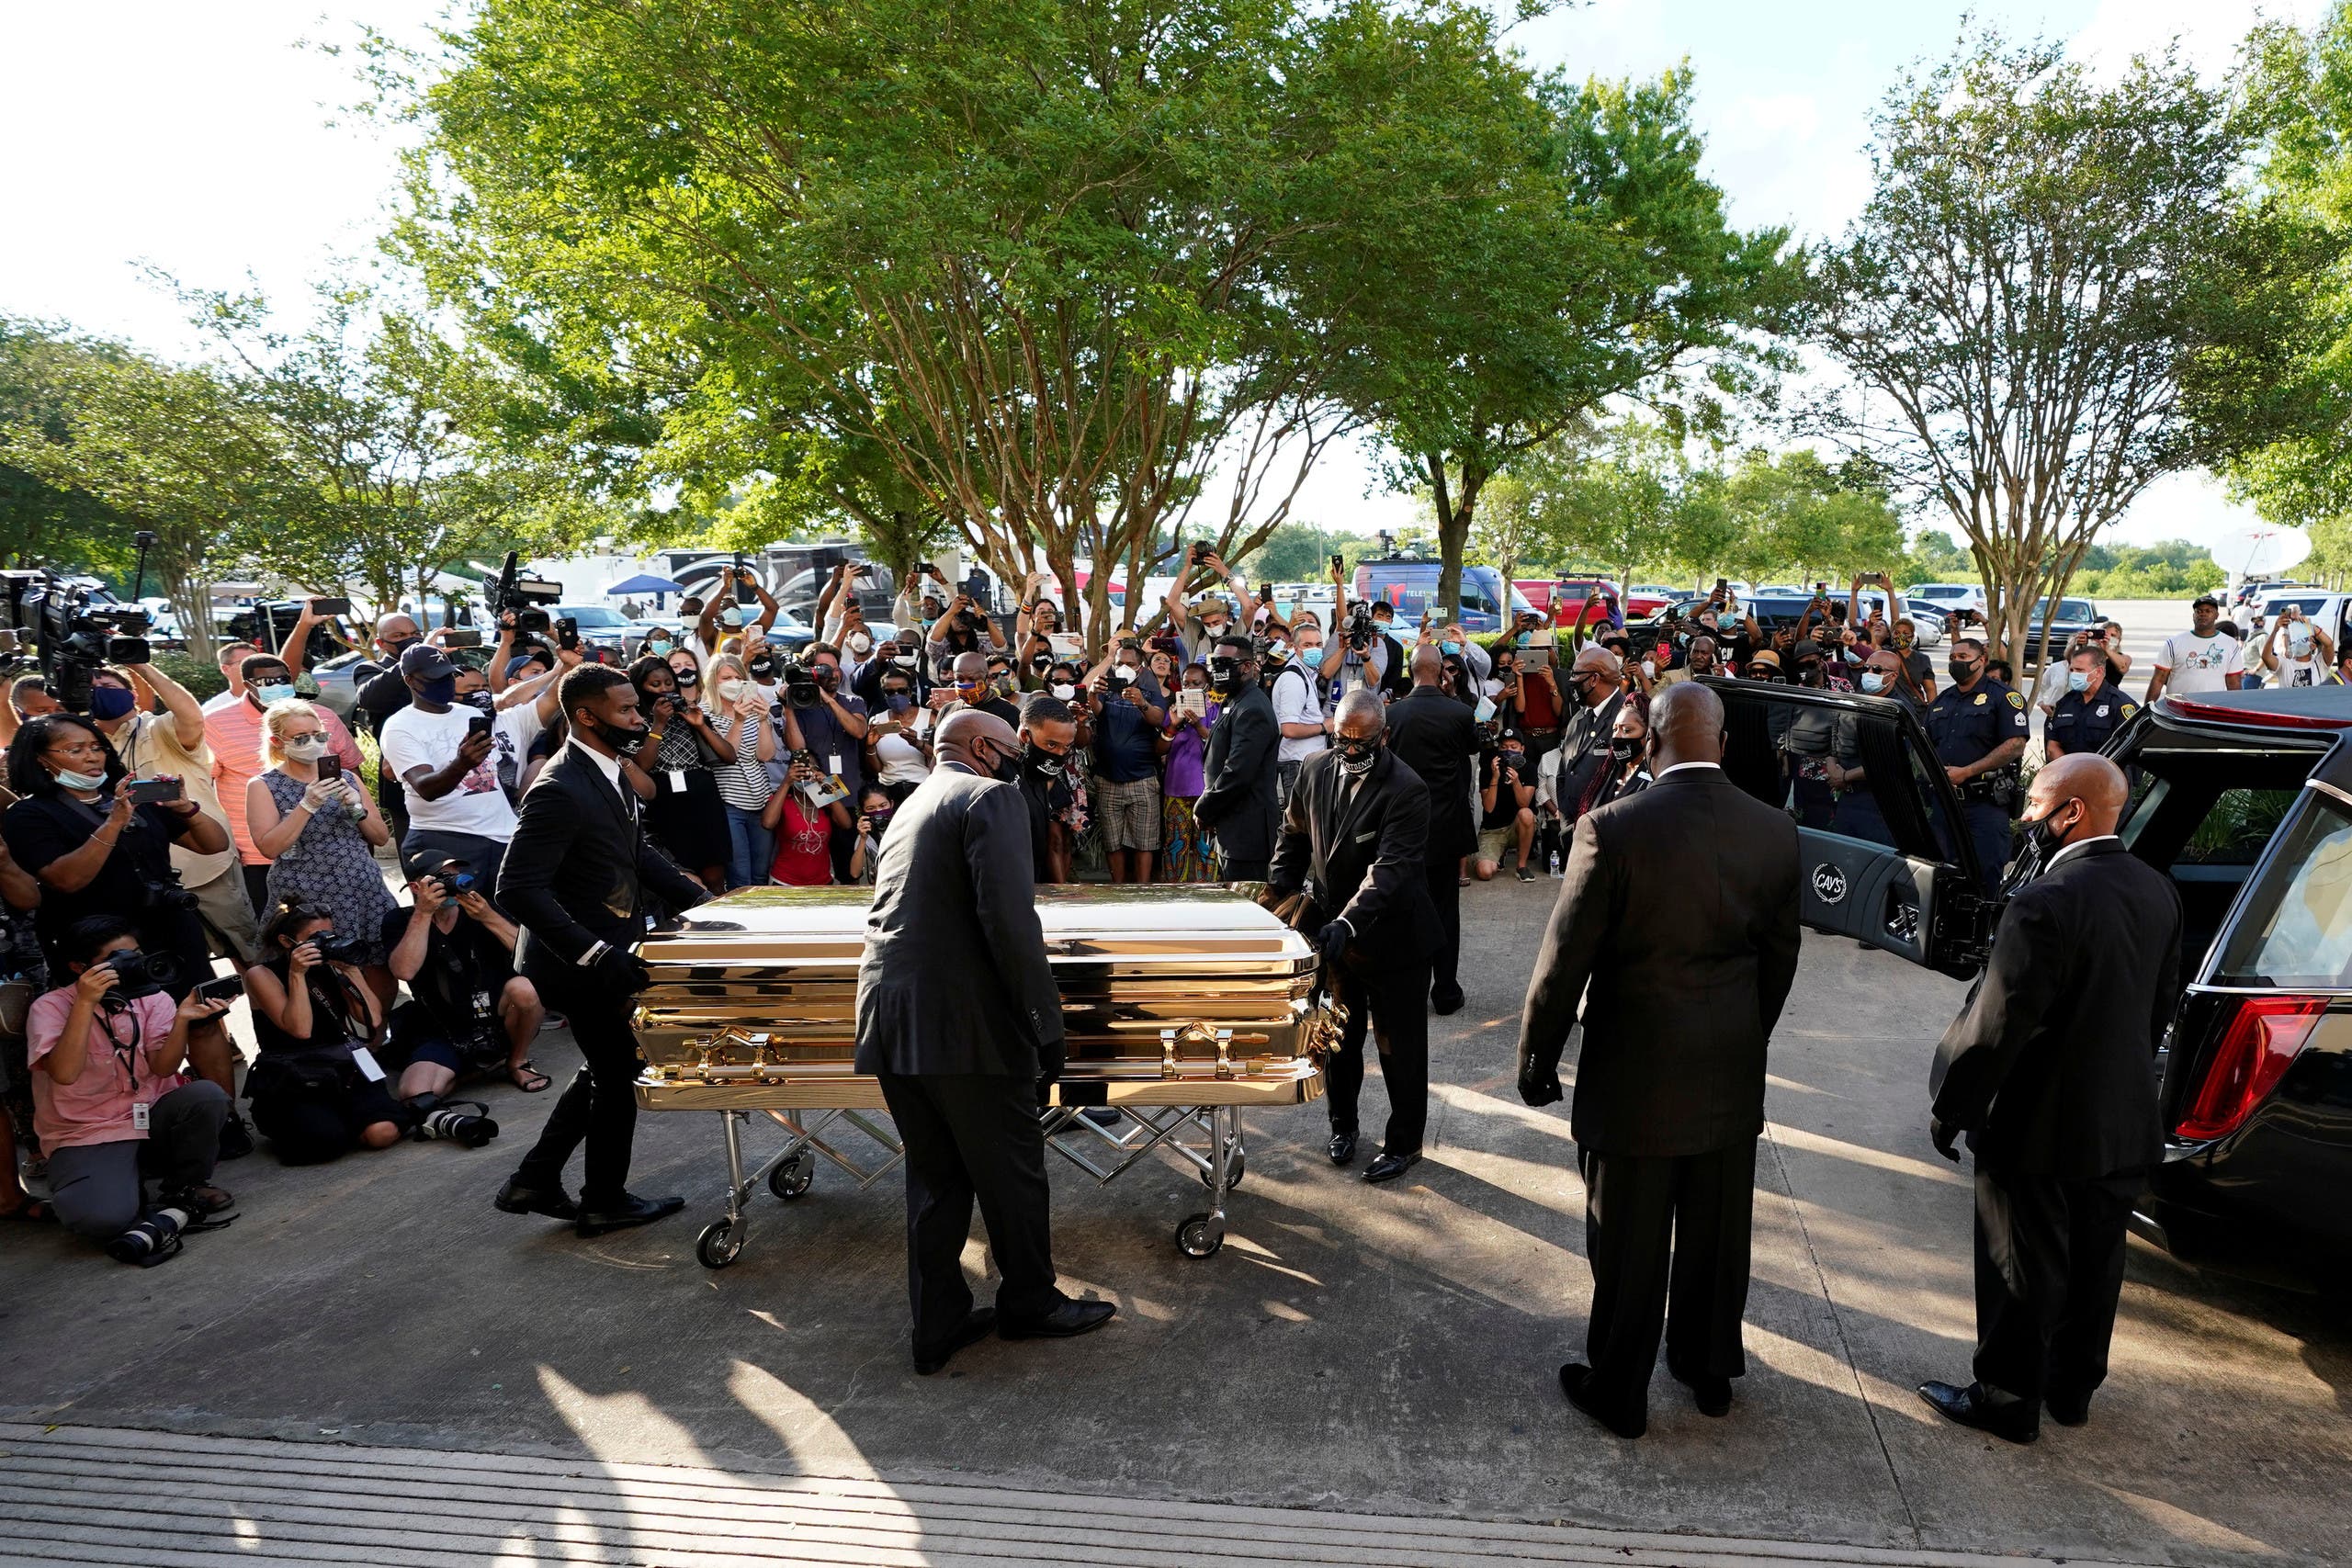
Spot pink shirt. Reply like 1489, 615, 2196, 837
27, 986, 184, 1151
204, 698, 363, 864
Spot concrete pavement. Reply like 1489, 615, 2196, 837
4, 871, 2349, 1567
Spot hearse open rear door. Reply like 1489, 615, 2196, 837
1708, 679, 1994, 979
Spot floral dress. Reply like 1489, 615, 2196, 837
259, 770, 398, 964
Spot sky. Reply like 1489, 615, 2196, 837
0, 0, 2329, 558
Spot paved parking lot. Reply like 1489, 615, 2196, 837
6, 857, 2350, 1566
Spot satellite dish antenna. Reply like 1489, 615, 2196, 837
2211, 523, 2312, 582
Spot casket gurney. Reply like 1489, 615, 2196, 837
631, 884, 1339, 1268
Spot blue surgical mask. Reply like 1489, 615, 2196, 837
52, 766, 107, 793
1301, 646, 1325, 669
253, 682, 297, 706
88, 685, 137, 721
1440, 640, 1461, 657
2066, 670, 2090, 694
1860, 671, 1888, 695
718, 605, 745, 628
648, 637, 673, 656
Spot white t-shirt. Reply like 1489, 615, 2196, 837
1271, 663, 1329, 765
2273, 624, 2327, 687
380, 701, 543, 842
2156, 631, 2244, 694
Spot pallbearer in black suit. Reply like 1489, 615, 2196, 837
1517, 681, 1802, 1438
1919, 753, 2182, 1444
1268, 690, 1442, 1184
1384, 644, 1479, 1015
495, 666, 711, 1237
855, 708, 1114, 1376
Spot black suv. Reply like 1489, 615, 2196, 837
1713, 678, 2352, 1265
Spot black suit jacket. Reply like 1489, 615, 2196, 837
499, 741, 709, 988
1385, 686, 1479, 863
1195, 682, 1280, 860
1270, 748, 1442, 968
1555, 689, 1625, 822
1930, 839, 2181, 1178
854, 762, 1064, 1077
1517, 767, 1803, 1156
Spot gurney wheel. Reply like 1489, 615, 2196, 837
1201, 1150, 1244, 1190
768, 1151, 815, 1201
1175, 1212, 1225, 1258
695, 1220, 742, 1269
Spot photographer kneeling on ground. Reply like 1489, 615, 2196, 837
2, 713, 249, 1159
383, 864, 547, 1102
244, 898, 493, 1161
28, 916, 235, 1262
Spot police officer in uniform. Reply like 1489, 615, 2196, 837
1924, 639, 2028, 886
2043, 645, 2136, 761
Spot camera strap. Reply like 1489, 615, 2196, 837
96, 994, 143, 1092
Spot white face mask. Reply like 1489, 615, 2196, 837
1051, 682, 1077, 700
716, 679, 747, 705
284, 735, 329, 761
1114, 664, 1137, 683
848, 633, 873, 655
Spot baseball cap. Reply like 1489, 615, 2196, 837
505, 653, 548, 680
1791, 639, 1824, 661
399, 643, 458, 682
2193, 594, 2221, 609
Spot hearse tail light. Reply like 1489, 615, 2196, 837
2176, 996, 2328, 1143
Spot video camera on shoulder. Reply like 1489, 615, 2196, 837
486, 550, 562, 637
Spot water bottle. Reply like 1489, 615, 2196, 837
1547, 849, 1562, 877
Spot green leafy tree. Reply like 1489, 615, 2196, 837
1715, 448, 1904, 586
1808, 28, 2315, 668
0, 320, 131, 576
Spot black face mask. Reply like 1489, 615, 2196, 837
1796, 660, 1822, 684
1949, 660, 1980, 685
1336, 737, 1379, 774
590, 716, 651, 754
2025, 800, 2079, 862
1608, 735, 1640, 762
1023, 743, 1066, 777
981, 742, 1022, 784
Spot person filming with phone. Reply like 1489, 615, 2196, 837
246, 700, 398, 1004
383, 863, 548, 1100
379, 643, 548, 896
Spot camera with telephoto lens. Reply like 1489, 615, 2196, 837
141, 875, 199, 916
1343, 601, 1376, 652
311, 930, 370, 967
102, 946, 184, 1001
780, 658, 822, 710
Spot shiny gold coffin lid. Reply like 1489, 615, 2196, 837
632, 885, 1332, 1100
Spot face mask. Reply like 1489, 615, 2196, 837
1300, 646, 1326, 669
1336, 739, 1378, 775
591, 716, 650, 754
460, 690, 493, 712
892, 652, 918, 670
885, 691, 912, 712
746, 654, 776, 680
2066, 670, 2090, 694
848, 634, 873, 656
52, 766, 107, 793
1796, 660, 1821, 683
1860, 671, 1888, 694
1948, 660, 1978, 685
379, 637, 418, 662
1440, 640, 1461, 657
717, 679, 748, 705
2026, 800, 2077, 861
1473, 695, 1498, 723
1206, 656, 1240, 690
1023, 743, 1064, 776
1516, 632, 1532, 647
1608, 735, 1640, 762
718, 605, 745, 628
284, 735, 330, 762
413, 676, 454, 708
1051, 682, 1077, 700
88, 685, 137, 721
1031, 654, 1053, 673
1114, 664, 1138, 683
254, 682, 298, 707
984, 743, 1022, 784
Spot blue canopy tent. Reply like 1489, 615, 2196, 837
605, 572, 690, 597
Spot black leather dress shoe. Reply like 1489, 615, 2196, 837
1363, 1149, 1420, 1183
573, 1191, 685, 1237
913, 1309, 998, 1376
1559, 1362, 1645, 1439
1327, 1132, 1359, 1167
2044, 1389, 2092, 1427
1431, 988, 1465, 1016
493, 1179, 579, 1222
1684, 1374, 1733, 1417
1917, 1380, 2039, 1444
999, 1299, 1117, 1340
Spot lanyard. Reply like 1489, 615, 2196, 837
96, 996, 144, 1092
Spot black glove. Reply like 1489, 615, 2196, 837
1518, 1058, 1564, 1108
1316, 919, 1352, 965
1929, 1116, 1962, 1164
1035, 1037, 1067, 1087
594, 946, 653, 996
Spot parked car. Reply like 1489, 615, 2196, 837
2249, 588, 2352, 653
1713, 675, 2352, 1271
1907, 581, 1987, 615
548, 604, 665, 653
1351, 559, 1538, 636
1623, 584, 1682, 618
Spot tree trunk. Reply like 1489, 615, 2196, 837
1428, 449, 1487, 629
163, 560, 215, 667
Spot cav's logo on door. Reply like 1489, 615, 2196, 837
1811, 863, 1849, 905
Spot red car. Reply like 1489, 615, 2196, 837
1519, 577, 1623, 628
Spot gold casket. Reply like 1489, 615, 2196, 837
634, 884, 1333, 1109
629, 884, 1337, 1266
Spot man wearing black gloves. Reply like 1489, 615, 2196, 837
1517, 681, 1801, 1439
1918, 753, 2180, 1444
493, 666, 708, 1237
1385, 644, 1477, 1013
855, 707, 1114, 1375
1194, 635, 1280, 880
1270, 690, 1442, 1184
